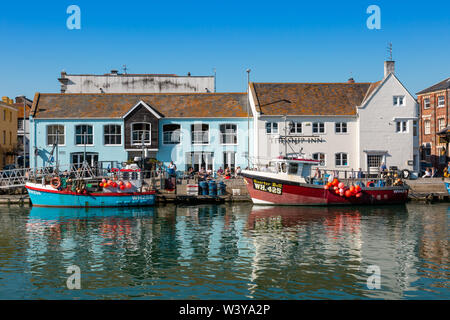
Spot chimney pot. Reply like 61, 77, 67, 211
347, 77, 355, 83
111, 70, 119, 75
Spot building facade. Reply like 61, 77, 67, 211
58, 70, 215, 94
30, 93, 252, 172
416, 78, 450, 172
14, 96, 33, 165
0, 97, 18, 168
249, 61, 419, 174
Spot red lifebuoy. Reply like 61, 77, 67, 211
367, 181, 375, 187
51, 177, 61, 189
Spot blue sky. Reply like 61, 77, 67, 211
0, 0, 449, 99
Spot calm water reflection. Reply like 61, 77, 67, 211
0, 203, 448, 299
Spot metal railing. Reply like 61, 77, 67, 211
0, 162, 169, 190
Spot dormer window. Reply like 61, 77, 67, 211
131, 122, 151, 145
393, 96, 405, 106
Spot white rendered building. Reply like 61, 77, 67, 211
248, 61, 419, 174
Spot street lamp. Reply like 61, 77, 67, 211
246, 69, 251, 168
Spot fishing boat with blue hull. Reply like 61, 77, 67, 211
25, 166, 156, 208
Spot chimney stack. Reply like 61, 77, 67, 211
347, 77, 355, 84
384, 61, 395, 78
110, 69, 119, 75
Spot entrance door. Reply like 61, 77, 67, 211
367, 154, 383, 173
223, 151, 236, 171
186, 152, 214, 172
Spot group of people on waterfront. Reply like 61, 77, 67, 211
184, 166, 242, 181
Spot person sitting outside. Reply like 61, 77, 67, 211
224, 167, 231, 179
422, 168, 432, 178
444, 162, 450, 178
235, 166, 242, 177
198, 167, 207, 180
185, 167, 195, 179
216, 167, 224, 177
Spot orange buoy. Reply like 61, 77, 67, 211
338, 182, 345, 189
345, 190, 352, 197
356, 192, 362, 198
332, 179, 339, 186
324, 185, 329, 190
126, 182, 132, 189
349, 186, 355, 193
355, 185, 362, 192
120, 185, 125, 190
50, 177, 61, 189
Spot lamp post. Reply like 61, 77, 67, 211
246, 69, 251, 168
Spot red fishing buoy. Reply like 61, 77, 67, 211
120, 185, 125, 190
345, 190, 352, 197
324, 185, 329, 190
338, 182, 345, 189
356, 192, 362, 198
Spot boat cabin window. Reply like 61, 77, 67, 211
288, 162, 299, 174
301, 164, 312, 177
277, 162, 287, 173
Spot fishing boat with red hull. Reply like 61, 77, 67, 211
241, 157, 409, 206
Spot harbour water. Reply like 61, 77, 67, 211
0, 203, 448, 299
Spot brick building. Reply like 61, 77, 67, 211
0, 97, 18, 168
417, 78, 450, 173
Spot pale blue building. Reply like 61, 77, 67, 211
29, 93, 253, 173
